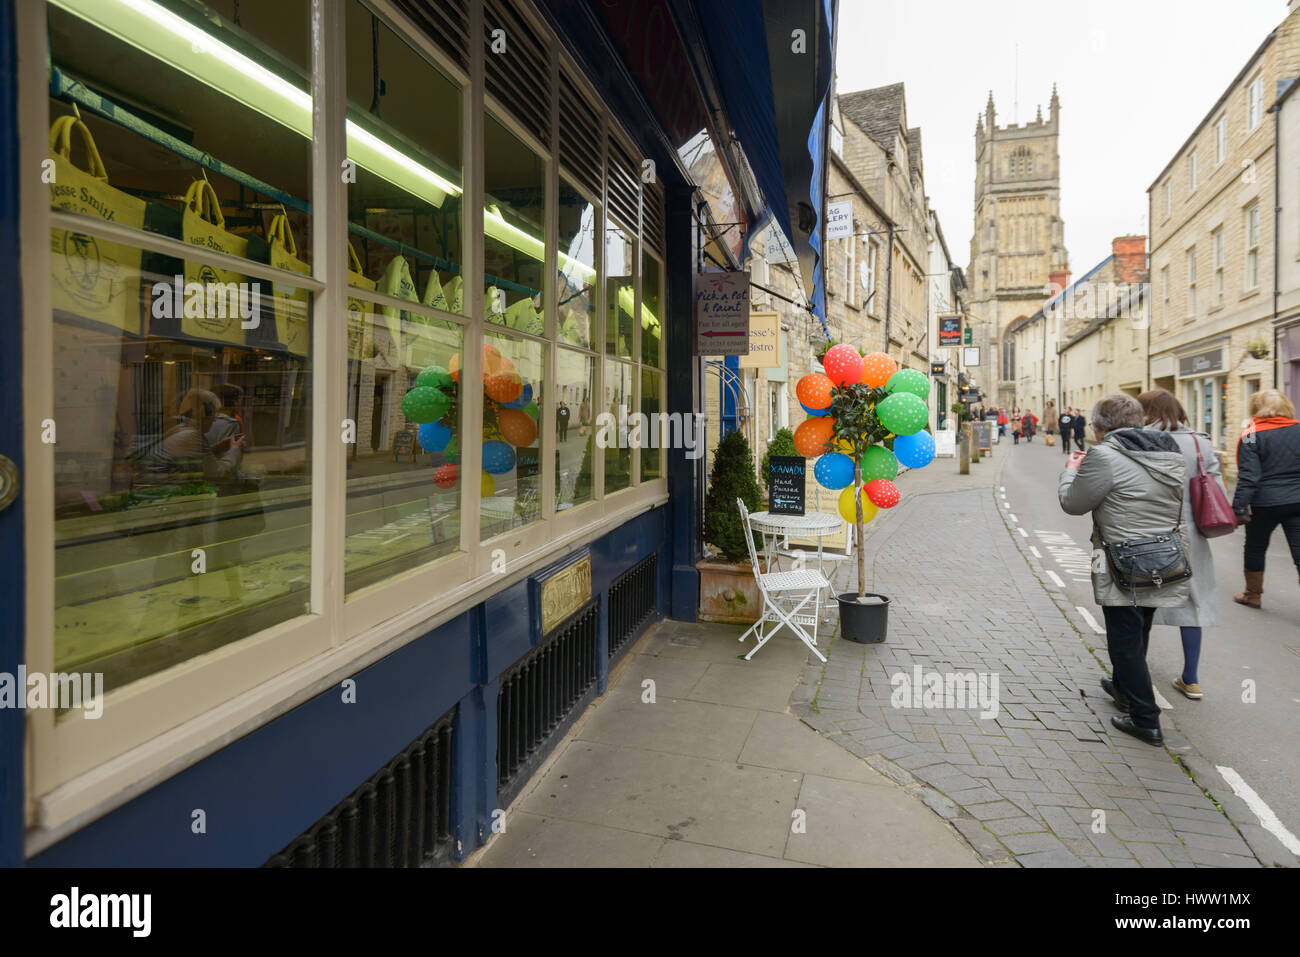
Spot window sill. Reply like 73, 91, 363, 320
1240, 287, 1260, 301
25, 484, 669, 853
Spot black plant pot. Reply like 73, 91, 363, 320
836, 592, 890, 644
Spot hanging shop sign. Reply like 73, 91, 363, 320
694, 270, 751, 356
938, 314, 962, 345
930, 361, 946, 377
764, 226, 797, 264
740, 310, 781, 369
963, 346, 980, 367
826, 200, 853, 240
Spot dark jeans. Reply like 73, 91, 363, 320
1062, 431, 1074, 454
1101, 605, 1160, 730
1243, 501, 1300, 573
1071, 432, 1085, 451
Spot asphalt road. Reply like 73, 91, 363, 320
996, 432, 1300, 853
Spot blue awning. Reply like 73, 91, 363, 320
693, 0, 835, 333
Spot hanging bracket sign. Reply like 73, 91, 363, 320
695, 270, 751, 356
826, 200, 853, 240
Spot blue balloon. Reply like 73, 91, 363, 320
894, 430, 936, 469
814, 451, 855, 491
801, 402, 831, 417
482, 439, 517, 474
501, 382, 533, 410
417, 421, 451, 453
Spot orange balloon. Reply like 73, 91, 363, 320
448, 352, 461, 383
793, 417, 835, 458
497, 407, 538, 447
795, 373, 834, 410
860, 351, 898, 388
485, 370, 524, 403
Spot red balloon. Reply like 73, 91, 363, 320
795, 373, 834, 411
497, 407, 538, 447
793, 417, 835, 458
823, 344, 864, 387
433, 463, 459, 489
485, 370, 524, 404
864, 478, 900, 509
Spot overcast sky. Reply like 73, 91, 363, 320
834, 0, 1288, 277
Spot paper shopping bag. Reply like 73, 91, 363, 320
180, 178, 250, 347
347, 242, 376, 360
267, 213, 310, 356
48, 115, 147, 334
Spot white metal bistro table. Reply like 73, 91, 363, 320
747, 510, 843, 576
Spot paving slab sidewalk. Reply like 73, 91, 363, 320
473, 619, 981, 867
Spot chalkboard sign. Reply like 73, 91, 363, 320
392, 428, 417, 462
972, 421, 993, 453
768, 456, 806, 515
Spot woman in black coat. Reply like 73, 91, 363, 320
1231, 389, 1300, 608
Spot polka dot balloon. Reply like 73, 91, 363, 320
865, 478, 901, 509
886, 368, 930, 400
432, 463, 458, 489
837, 485, 879, 525
795, 373, 834, 412
822, 344, 863, 387
859, 351, 898, 388
860, 444, 899, 482
401, 386, 450, 424
793, 416, 835, 458
813, 451, 855, 490
874, 392, 928, 435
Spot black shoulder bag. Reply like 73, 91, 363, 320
1095, 468, 1192, 601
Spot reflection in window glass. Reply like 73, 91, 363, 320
345, 298, 462, 593
642, 252, 663, 367
640, 368, 664, 482
346, 0, 462, 314
485, 115, 546, 333
558, 179, 597, 348
481, 332, 547, 540
47, 0, 314, 696
606, 224, 635, 358
605, 360, 634, 493
557, 348, 595, 511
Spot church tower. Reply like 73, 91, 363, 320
967, 86, 1067, 404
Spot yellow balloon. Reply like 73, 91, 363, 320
837, 486, 879, 525
481, 471, 496, 497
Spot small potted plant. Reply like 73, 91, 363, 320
760, 427, 796, 505
1247, 337, 1270, 360
697, 428, 763, 623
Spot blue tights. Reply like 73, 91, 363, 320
1180, 627, 1202, 685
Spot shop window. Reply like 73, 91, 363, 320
484, 113, 546, 331
606, 222, 635, 358
480, 331, 547, 541
46, 0, 315, 695
640, 368, 664, 482
642, 251, 663, 368
604, 359, 635, 493
556, 348, 596, 511
558, 178, 596, 349
345, 0, 463, 314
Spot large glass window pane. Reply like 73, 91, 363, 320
557, 348, 595, 511
481, 332, 547, 540
346, 0, 463, 315
558, 179, 597, 349
345, 299, 462, 593
642, 252, 663, 368
604, 359, 634, 493
640, 368, 664, 482
51, 246, 312, 696
484, 115, 546, 332
606, 223, 635, 358
48, 0, 313, 270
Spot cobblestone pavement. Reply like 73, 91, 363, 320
792, 477, 1298, 868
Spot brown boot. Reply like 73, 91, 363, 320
1233, 570, 1264, 608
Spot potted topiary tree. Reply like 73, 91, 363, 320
760, 427, 796, 504
698, 428, 764, 623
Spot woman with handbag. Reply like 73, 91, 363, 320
1138, 389, 1233, 700
1231, 389, 1300, 608
1059, 394, 1192, 746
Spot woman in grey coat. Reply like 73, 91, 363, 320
1059, 394, 1191, 747
1139, 389, 1223, 701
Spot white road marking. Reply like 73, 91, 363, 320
1075, 606, 1104, 634
1029, 546, 1042, 558
1154, 688, 1173, 710
1000, 486, 1005, 492
1216, 766, 1300, 855
1002, 500, 1010, 508
1017, 527, 1028, 538
1046, 570, 1065, 588
1009, 514, 1019, 523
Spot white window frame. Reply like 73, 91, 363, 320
19, 0, 669, 834
1188, 148, 1198, 194
865, 238, 878, 314
1213, 115, 1226, 167
845, 224, 857, 307
1247, 73, 1264, 132
1246, 202, 1261, 289
1212, 226, 1224, 299
1186, 246, 1197, 318
1161, 264, 1170, 329
1163, 180, 1172, 220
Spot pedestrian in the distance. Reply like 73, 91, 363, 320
1012, 406, 1022, 444
1059, 407, 1075, 455
1071, 408, 1086, 452
1043, 399, 1059, 438
1021, 410, 1037, 442
1139, 389, 1223, 700
1231, 389, 1300, 609
557, 400, 571, 441
997, 408, 1008, 437
1059, 394, 1191, 746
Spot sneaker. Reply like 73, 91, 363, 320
1173, 677, 1203, 700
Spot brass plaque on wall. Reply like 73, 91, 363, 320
540, 555, 592, 635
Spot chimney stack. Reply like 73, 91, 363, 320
1111, 235, 1148, 284
1049, 268, 1071, 296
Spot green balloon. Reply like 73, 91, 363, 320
402, 386, 450, 424
416, 365, 453, 390
861, 444, 899, 481
445, 436, 459, 463
876, 392, 928, 436
523, 400, 539, 421
887, 368, 930, 400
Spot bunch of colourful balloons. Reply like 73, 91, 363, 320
401, 342, 541, 496
791, 344, 937, 526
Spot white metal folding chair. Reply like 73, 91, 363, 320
736, 499, 829, 663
